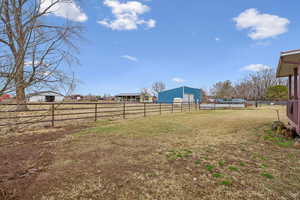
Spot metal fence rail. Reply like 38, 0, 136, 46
0, 102, 246, 128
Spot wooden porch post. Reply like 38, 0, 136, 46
288, 75, 292, 99
298, 66, 300, 133
294, 67, 298, 100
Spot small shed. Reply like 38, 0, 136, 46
115, 93, 141, 102
158, 86, 202, 103
115, 93, 153, 103
28, 91, 64, 102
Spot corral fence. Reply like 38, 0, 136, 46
0, 102, 247, 130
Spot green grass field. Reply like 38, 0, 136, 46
1, 106, 300, 200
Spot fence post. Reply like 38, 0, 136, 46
172, 102, 174, 113
198, 102, 201, 110
181, 102, 183, 112
51, 104, 55, 127
189, 102, 191, 112
144, 103, 146, 117
160, 103, 162, 115
123, 102, 126, 119
94, 103, 97, 122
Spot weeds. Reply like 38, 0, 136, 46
228, 166, 239, 172
263, 129, 294, 148
220, 180, 232, 186
261, 172, 274, 179
288, 154, 296, 159
205, 164, 214, 172
194, 159, 201, 165
212, 173, 223, 178
218, 160, 225, 167
277, 140, 294, 148
261, 164, 268, 168
166, 149, 193, 160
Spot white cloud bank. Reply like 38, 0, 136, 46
121, 55, 138, 62
98, 0, 156, 30
40, 0, 88, 22
233, 8, 289, 40
172, 77, 185, 83
241, 64, 272, 72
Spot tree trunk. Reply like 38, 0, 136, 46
15, 62, 28, 111
16, 83, 28, 111
14, 4, 28, 111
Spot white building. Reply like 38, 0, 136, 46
28, 91, 64, 102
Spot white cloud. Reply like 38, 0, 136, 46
172, 77, 185, 83
215, 37, 220, 41
98, 0, 156, 30
121, 55, 138, 62
146, 19, 156, 28
241, 64, 272, 72
233, 8, 289, 40
40, 0, 88, 22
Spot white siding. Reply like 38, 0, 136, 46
183, 94, 194, 103
55, 96, 64, 102
29, 95, 45, 102
28, 94, 64, 102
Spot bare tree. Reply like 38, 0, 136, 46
233, 79, 254, 99
210, 80, 235, 98
0, 0, 83, 110
200, 88, 208, 102
234, 69, 287, 100
140, 88, 150, 96
151, 81, 165, 96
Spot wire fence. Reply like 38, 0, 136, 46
0, 102, 247, 132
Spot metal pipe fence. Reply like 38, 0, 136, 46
0, 102, 247, 129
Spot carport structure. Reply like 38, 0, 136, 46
277, 49, 300, 135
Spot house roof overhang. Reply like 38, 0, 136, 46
277, 49, 300, 78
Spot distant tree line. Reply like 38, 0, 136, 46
210, 69, 288, 101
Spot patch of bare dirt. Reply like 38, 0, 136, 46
0, 125, 87, 200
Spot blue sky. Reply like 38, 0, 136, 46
45, 0, 300, 95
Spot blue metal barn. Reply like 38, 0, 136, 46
158, 86, 202, 103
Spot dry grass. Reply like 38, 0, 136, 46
2, 106, 300, 200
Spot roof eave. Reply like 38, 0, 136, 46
281, 49, 300, 57
276, 50, 300, 78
